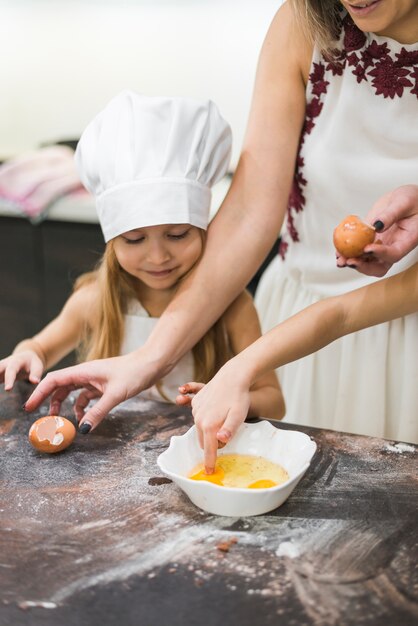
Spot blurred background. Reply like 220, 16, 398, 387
0, 0, 282, 364
1, 0, 281, 165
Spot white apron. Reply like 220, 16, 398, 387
121, 300, 195, 403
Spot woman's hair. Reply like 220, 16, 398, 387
75, 230, 233, 388
290, 0, 342, 54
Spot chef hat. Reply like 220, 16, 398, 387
75, 90, 232, 242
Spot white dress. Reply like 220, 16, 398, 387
255, 14, 418, 443
121, 300, 195, 403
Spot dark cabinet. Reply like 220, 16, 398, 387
0, 216, 104, 368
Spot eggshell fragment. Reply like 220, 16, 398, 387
333, 215, 375, 258
29, 416, 76, 453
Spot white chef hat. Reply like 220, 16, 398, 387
75, 90, 232, 242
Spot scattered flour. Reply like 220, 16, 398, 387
276, 541, 300, 559
18, 601, 57, 610
384, 443, 415, 454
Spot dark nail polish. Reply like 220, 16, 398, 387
347, 264, 357, 269
373, 220, 384, 231
79, 423, 91, 434
21, 402, 27, 410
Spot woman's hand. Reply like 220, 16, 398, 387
0, 351, 44, 390
24, 349, 164, 432
337, 185, 418, 276
190, 362, 251, 474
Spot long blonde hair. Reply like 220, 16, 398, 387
290, 0, 342, 54
75, 232, 233, 385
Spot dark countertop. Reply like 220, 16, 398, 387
1, 382, 417, 626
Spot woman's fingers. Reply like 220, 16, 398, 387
76, 389, 121, 432
48, 386, 77, 416
25, 368, 82, 412
366, 187, 416, 232
74, 387, 101, 422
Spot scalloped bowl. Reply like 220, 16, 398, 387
157, 421, 317, 516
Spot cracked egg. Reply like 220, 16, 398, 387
29, 416, 76, 453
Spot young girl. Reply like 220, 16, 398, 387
0, 91, 284, 428
189, 259, 418, 472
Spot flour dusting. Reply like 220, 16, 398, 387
384, 442, 415, 454
276, 541, 300, 558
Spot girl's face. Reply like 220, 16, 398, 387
113, 223, 203, 292
339, 0, 418, 42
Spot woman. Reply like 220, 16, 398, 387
25, 1, 418, 457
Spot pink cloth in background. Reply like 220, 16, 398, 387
0, 145, 86, 219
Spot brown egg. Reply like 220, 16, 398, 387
29, 416, 76, 453
333, 215, 375, 258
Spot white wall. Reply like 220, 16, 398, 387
0, 0, 282, 167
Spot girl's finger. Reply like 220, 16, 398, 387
203, 429, 219, 474
179, 382, 204, 394
4, 364, 20, 391
220, 410, 247, 443
29, 360, 43, 385
175, 393, 192, 406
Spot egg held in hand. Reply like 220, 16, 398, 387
29, 415, 76, 453
333, 215, 375, 258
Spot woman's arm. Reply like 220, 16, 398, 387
145, 2, 309, 370
192, 262, 418, 472
25, 2, 310, 428
222, 290, 285, 422
176, 291, 285, 429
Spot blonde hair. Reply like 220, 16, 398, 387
290, 0, 342, 54
75, 231, 233, 387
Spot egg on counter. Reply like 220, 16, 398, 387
29, 416, 76, 453
333, 214, 376, 258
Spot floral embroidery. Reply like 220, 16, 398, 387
279, 13, 418, 260
411, 67, 418, 97
343, 17, 366, 52
369, 57, 412, 98
396, 49, 418, 67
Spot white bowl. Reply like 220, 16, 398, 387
157, 420, 317, 517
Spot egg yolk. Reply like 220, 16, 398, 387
189, 465, 225, 486
188, 454, 288, 489
248, 479, 278, 489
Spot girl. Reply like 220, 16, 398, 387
1, 92, 284, 428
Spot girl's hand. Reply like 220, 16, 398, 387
337, 186, 418, 276
190, 363, 251, 474
0, 351, 44, 390
176, 382, 205, 406
24, 349, 163, 432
